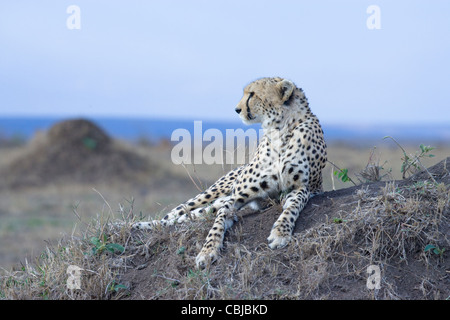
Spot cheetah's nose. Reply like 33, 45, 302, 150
235, 108, 242, 114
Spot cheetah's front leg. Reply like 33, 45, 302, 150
195, 199, 237, 269
267, 186, 310, 249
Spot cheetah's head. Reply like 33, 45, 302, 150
235, 77, 297, 126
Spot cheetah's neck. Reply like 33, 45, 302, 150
262, 91, 312, 137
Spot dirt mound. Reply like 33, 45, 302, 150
1, 158, 448, 300
0, 118, 151, 188
47, 118, 112, 153
120, 157, 449, 300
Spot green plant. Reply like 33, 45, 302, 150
177, 246, 186, 255
334, 168, 350, 183
383, 136, 436, 181
333, 217, 347, 224
328, 160, 357, 186
424, 244, 446, 257
90, 235, 125, 255
108, 280, 128, 293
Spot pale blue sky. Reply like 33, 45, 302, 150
0, 1, 449, 125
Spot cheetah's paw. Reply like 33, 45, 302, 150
132, 220, 160, 231
195, 247, 219, 269
267, 229, 291, 249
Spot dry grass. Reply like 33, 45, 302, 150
0, 198, 136, 299
0, 136, 449, 300
356, 181, 448, 262
2, 164, 448, 299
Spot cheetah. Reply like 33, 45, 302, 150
134, 77, 327, 269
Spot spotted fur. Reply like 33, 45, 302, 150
134, 77, 327, 269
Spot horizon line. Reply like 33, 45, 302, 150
1, 114, 450, 127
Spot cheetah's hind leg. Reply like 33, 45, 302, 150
132, 196, 232, 231
133, 166, 244, 231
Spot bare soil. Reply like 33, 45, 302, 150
120, 158, 449, 300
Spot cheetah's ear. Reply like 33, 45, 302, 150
276, 79, 295, 103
